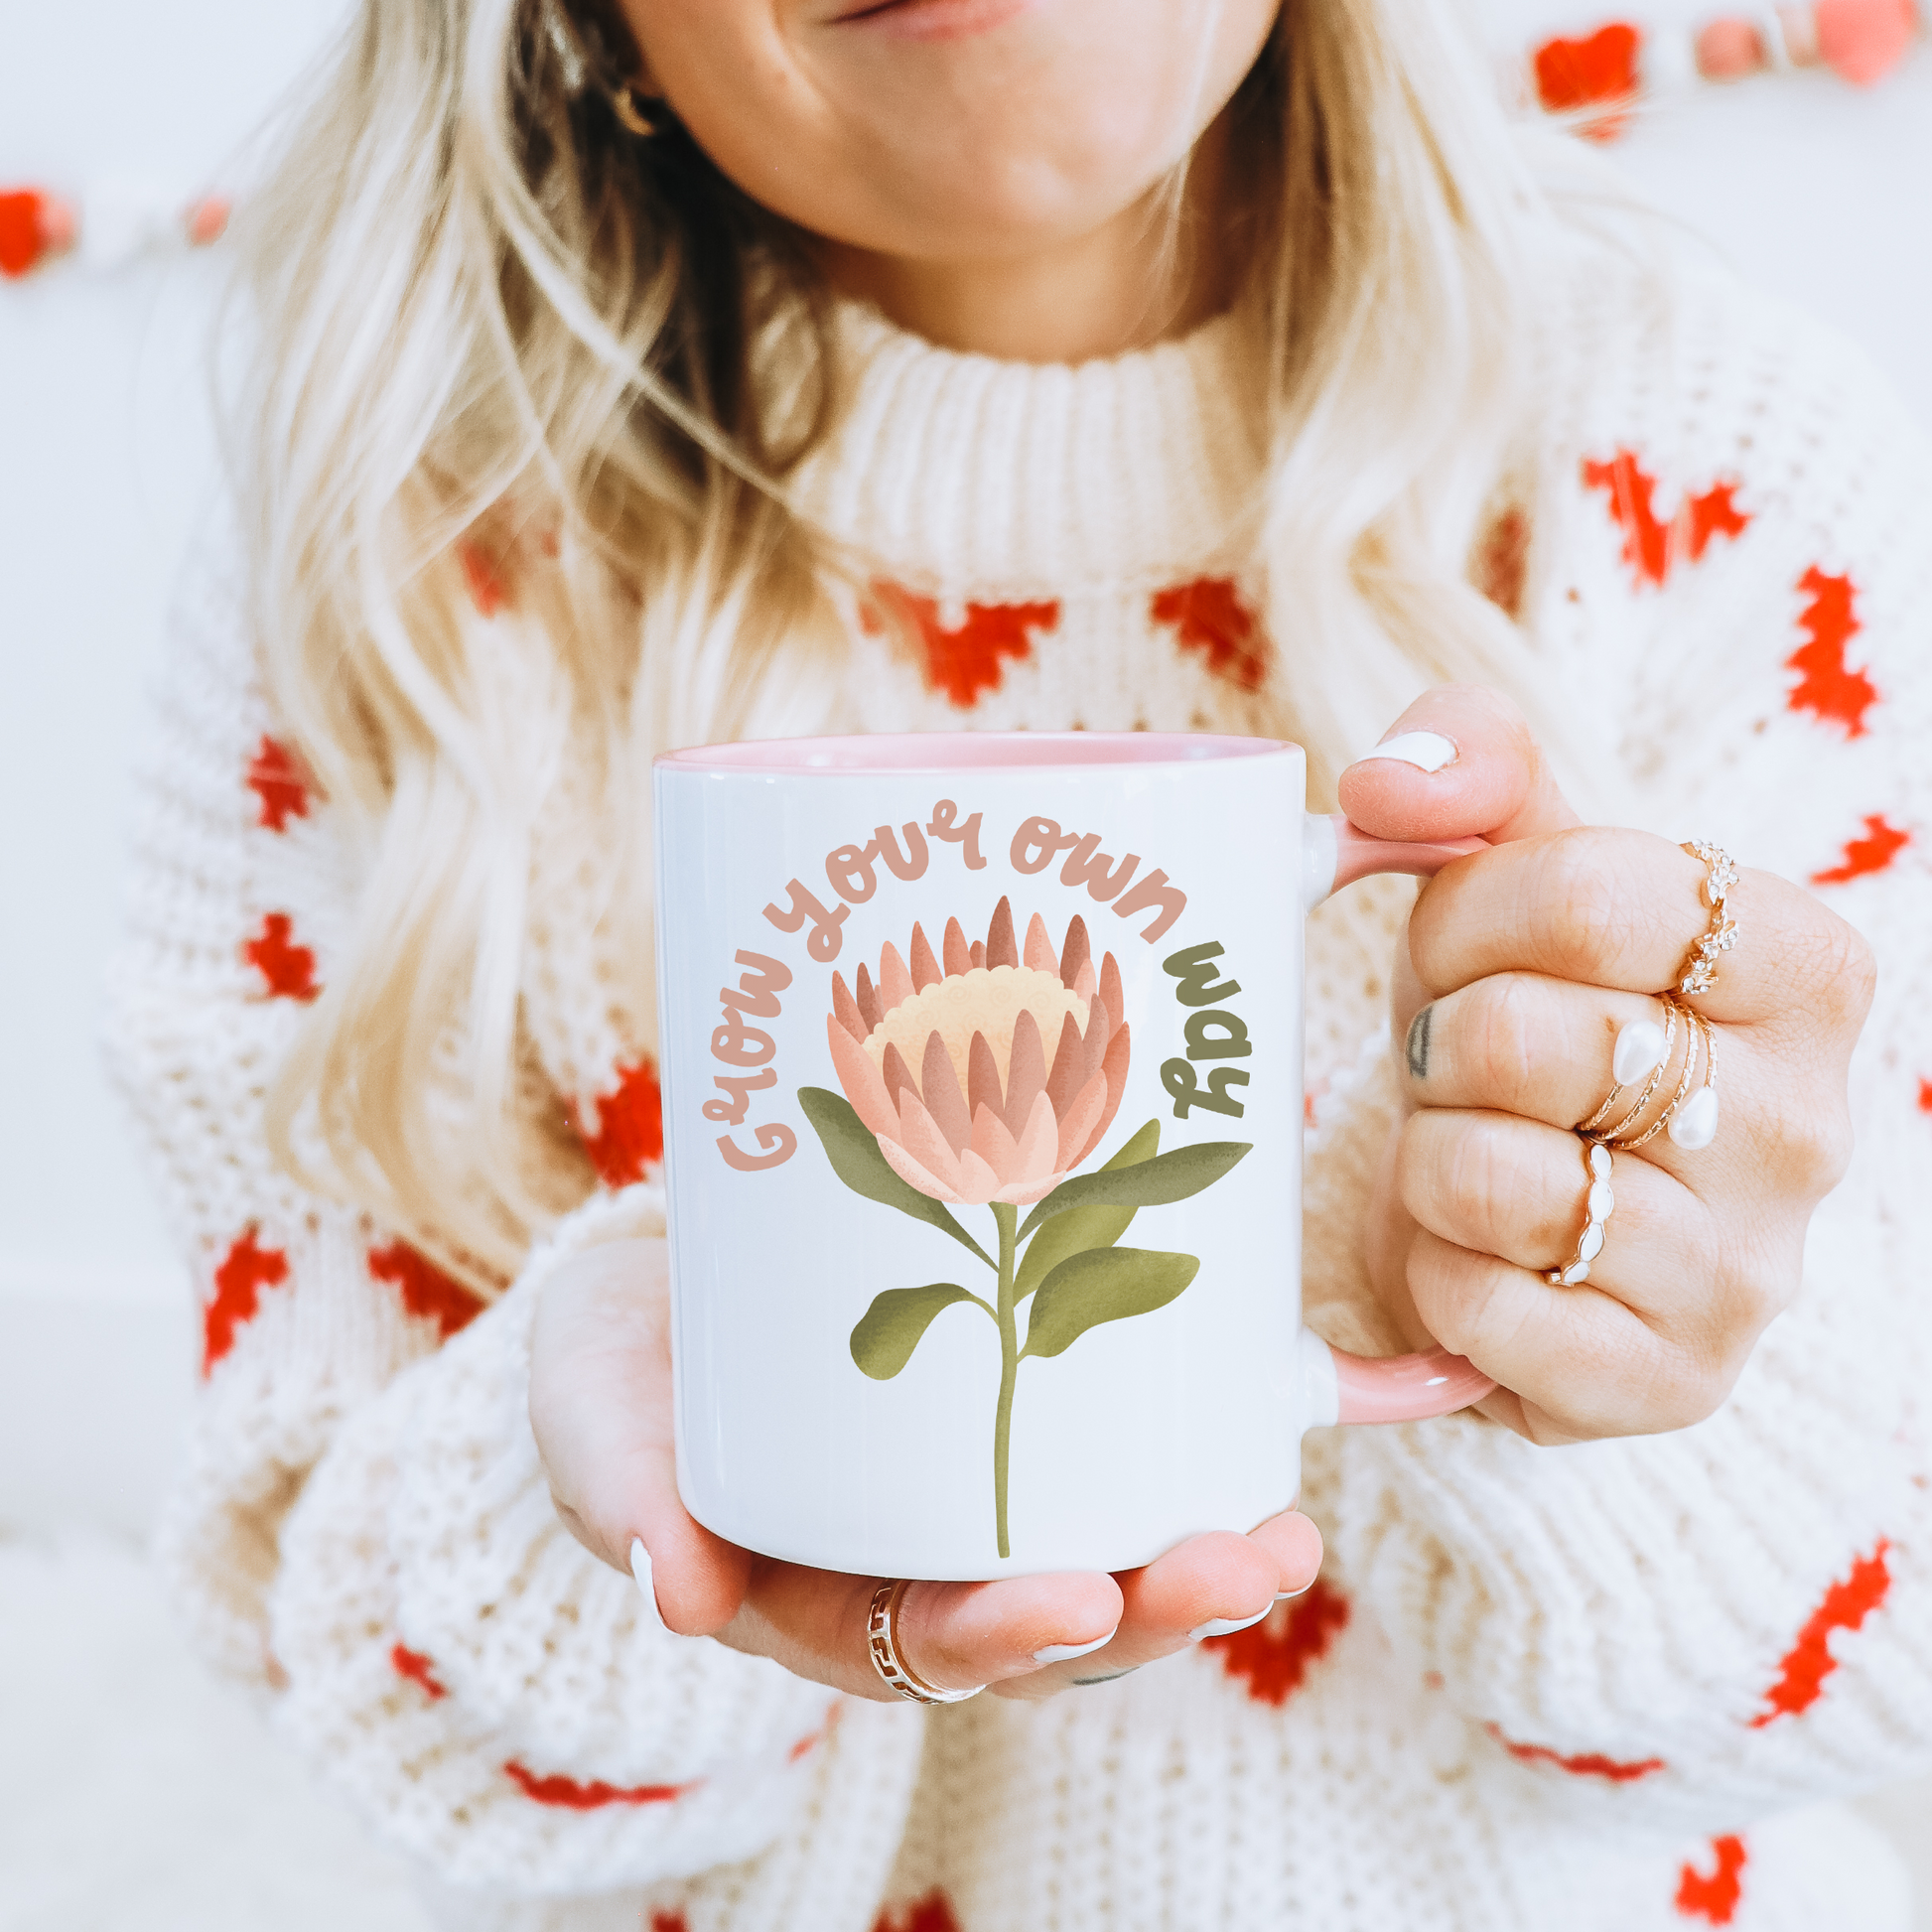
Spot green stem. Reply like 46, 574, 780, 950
991, 1200, 1019, 1560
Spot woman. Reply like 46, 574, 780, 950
110, 0, 1932, 1924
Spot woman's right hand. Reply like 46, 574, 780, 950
529, 1237, 1322, 1704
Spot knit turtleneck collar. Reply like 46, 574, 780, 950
789, 302, 1267, 601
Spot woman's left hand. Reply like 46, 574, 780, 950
1341, 687, 1877, 1446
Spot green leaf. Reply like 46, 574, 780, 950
796, 1088, 994, 1269
1014, 1118, 1161, 1302
850, 1284, 994, 1380
1017, 1140, 1253, 1241
1020, 1248, 1199, 1360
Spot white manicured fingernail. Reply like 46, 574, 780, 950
1033, 1629, 1118, 1665
1189, 1607, 1273, 1641
1669, 1085, 1721, 1150
629, 1538, 669, 1631
1274, 1585, 1311, 1600
1612, 1019, 1668, 1085
1359, 731, 1457, 774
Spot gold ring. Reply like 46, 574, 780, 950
1575, 997, 1722, 1154
865, 1580, 984, 1706
1676, 841, 1739, 999
1545, 1137, 1613, 1287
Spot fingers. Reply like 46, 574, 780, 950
1337, 685, 1583, 845
896, 1573, 1123, 1691
1396, 1111, 1797, 1436
1406, 829, 1869, 1033
1399, 972, 1790, 1188
1398, 1107, 1706, 1297
1401, 973, 1668, 1131
528, 1239, 752, 1635
990, 1514, 1323, 1702
716, 1566, 1125, 1702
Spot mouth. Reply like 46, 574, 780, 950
826, 0, 1038, 40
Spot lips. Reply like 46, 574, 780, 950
826, 0, 1037, 41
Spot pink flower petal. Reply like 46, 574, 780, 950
971, 1101, 1020, 1183
1012, 1088, 1059, 1184
832, 973, 868, 1044
995, 1166, 1069, 1206
1073, 960, 1097, 1006
879, 942, 914, 1016
1073, 994, 1110, 1095
920, 1030, 972, 1155
1100, 953, 1124, 1034
1004, 1009, 1047, 1137
827, 1018, 897, 1137
879, 1135, 964, 1203
1055, 1069, 1108, 1172
943, 917, 972, 977
1076, 1024, 1131, 1166
909, 923, 941, 992
954, 1148, 1004, 1204
967, 1031, 1004, 1125
896, 1089, 966, 1197
1045, 1011, 1085, 1119
1023, 913, 1055, 973
881, 1040, 918, 1113
855, 964, 882, 1034
1059, 916, 1091, 992
970, 940, 986, 970
986, 897, 1018, 970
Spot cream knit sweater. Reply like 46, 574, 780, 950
110, 238, 1932, 1932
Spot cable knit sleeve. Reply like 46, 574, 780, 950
1319, 256, 1932, 1837
106, 528, 921, 1900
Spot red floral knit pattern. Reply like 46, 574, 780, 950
1675, 1835, 1748, 1925
367, 1241, 482, 1339
391, 1642, 448, 1701
1811, 814, 1910, 886
246, 735, 312, 832
1750, 1540, 1892, 1725
863, 582, 1060, 707
1200, 1578, 1349, 1706
203, 1229, 290, 1374
1787, 568, 1880, 738
872, 1890, 963, 1932
566, 1058, 664, 1187
242, 911, 320, 1002
503, 1761, 695, 1809
461, 543, 507, 619
1149, 577, 1268, 692
1487, 1725, 1665, 1783
1582, 451, 1749, 589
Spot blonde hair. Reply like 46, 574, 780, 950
241, 0, 1590, 1288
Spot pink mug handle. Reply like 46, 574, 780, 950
1297, 813, 1497, 1426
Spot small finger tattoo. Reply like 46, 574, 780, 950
1406, 1005, 1433, 1079
1071, 1668, 1140, 1686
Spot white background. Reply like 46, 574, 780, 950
0, 1, 1928, 1924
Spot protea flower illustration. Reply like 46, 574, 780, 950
797, 896, 1249, 1559
822, 897, 1129, 1206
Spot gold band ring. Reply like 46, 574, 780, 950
865, 1580, 984, 1706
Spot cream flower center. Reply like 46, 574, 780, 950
863, 964, 1088, 1098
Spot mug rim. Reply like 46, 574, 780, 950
655, 731, 1300, 775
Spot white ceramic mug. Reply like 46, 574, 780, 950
654, 732, 1494, 1581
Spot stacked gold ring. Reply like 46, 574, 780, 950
1546, 839, 1734, 1287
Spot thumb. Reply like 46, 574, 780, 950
1335, 684, 1581, 846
